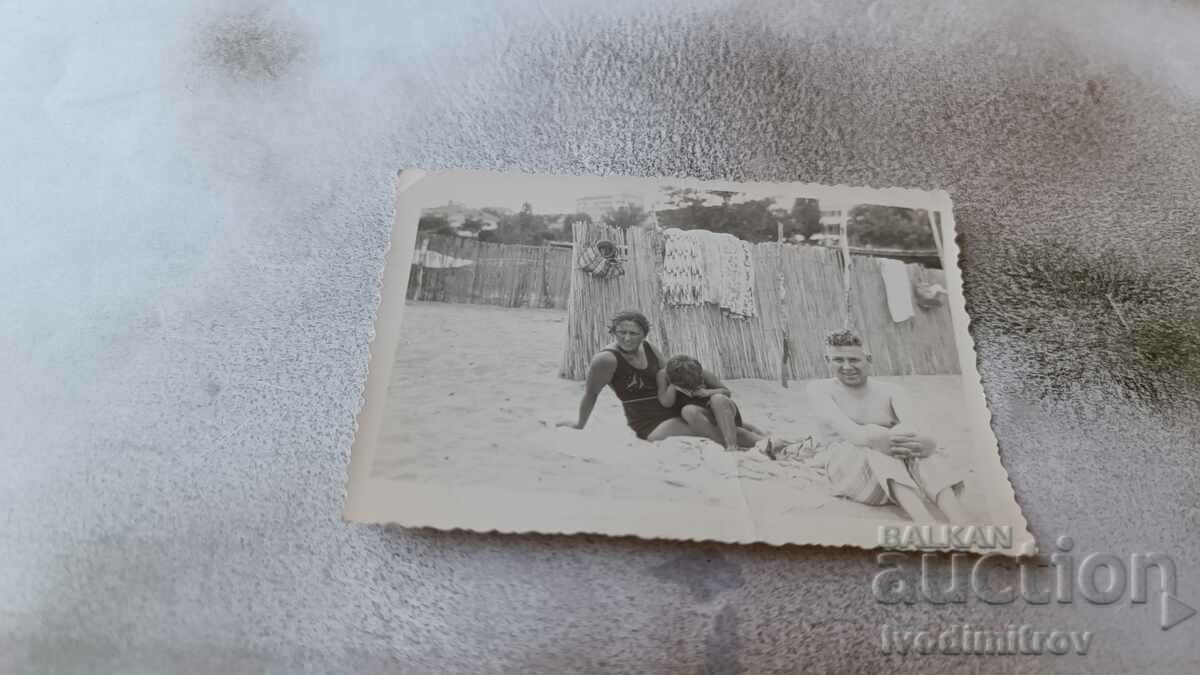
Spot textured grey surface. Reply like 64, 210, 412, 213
3, 0, 1199, 673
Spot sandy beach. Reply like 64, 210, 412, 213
370, 301, 996, 538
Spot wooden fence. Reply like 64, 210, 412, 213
407, 235, 573, 309
560, 223, 960, 380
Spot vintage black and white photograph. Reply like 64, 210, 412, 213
345, 170, 1031, 550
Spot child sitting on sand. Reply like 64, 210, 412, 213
657, 355, 766, 452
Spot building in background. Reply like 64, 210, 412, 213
575, 193, 645, 224
813, 200, 852, 246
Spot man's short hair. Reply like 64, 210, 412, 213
825, 329, 864, 348
665, 355, 704, 390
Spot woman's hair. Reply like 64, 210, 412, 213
608, 310, 650, 336
665, 355, 704, 390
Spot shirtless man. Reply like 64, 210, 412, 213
807, 329, 971, 523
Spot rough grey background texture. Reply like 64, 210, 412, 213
3, 0, 1199, 673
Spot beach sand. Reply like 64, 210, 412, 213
370, 301, 994, 539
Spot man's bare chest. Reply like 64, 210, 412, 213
831, 389, 897, 427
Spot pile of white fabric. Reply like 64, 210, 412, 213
660, 228, 756, 318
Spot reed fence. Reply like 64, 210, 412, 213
560, 223, 960, 380
408, 235, 573, 309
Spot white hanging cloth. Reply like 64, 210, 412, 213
878, 258, 914, 323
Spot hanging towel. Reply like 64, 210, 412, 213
717, 235, 756, 319
691, 230, 727, 306
879, 258, 915, 323
659, 228, 756, 317
737, 239, 756, 318
660, 228, 705, 307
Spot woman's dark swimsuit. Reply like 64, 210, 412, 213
675, 391, 744, 427
604, 345, 680, 440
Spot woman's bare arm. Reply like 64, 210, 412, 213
559, 352, 616, 429
657, 369, 677, 407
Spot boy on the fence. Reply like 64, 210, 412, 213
806, 329, 972, 524
658, 355, 766, 452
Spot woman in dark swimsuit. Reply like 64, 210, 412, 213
557, 310, 695, 440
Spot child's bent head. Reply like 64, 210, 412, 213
665, 355, 704, 390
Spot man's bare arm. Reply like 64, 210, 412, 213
887, 384, 937, 456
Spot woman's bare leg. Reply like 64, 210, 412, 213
736, 428, 765, 447
644, 417, 703, 442
680, 405, 725, 444
681, 402, 763, 451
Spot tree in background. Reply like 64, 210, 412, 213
418, 214, 455, 237
847, 205, 935, 250
657, 189, 816, 243
477, 229, 499, 243
725, 198, 783, 241
514, 202, 539, 235
494, 202, 559, 245
789, 198, 823, 242
459, 217, 486, 234
708, 190, 738, 208
602, 205, 648, 230
555, 212, 592, 241
563, 212, 592, 229
663, 188, 709, 226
